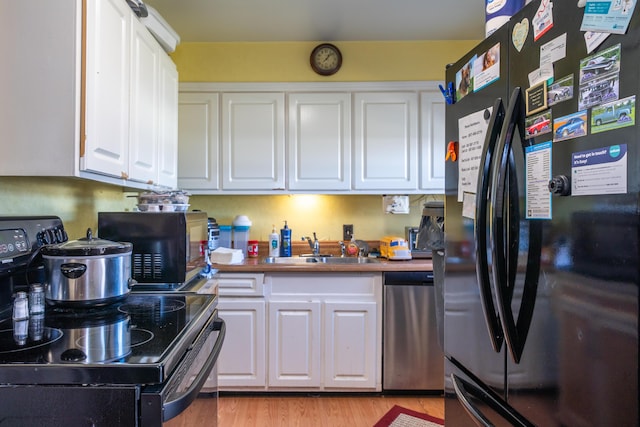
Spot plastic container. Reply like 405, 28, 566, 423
248, 240, 259, 258
280, 221, 292, 257
233, 225, 250, 256
269, 225, 280, 257
208, 218, 220, 252
219, 225, 232, 249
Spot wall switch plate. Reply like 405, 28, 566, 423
343, 224, 353, 241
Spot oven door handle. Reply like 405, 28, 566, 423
162, 317, 226, 422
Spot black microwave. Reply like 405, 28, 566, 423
98, 211, 208, 284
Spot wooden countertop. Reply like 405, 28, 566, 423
212, 257, 433, 273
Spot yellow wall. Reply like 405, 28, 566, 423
0, 177, 137, 239
1, 40, 477, 240
171, 40, 477, 82
191, 194, 443, 242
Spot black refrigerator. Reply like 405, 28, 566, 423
443, 0, 639, 425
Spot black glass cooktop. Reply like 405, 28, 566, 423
0, 292, 217, 385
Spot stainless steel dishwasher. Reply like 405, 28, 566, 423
383, 271, 444, 391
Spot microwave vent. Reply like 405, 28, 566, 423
133, 253, 164, 281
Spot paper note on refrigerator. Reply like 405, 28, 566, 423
457, 108, 493, 201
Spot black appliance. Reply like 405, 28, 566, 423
443, 1, 638, 426
0, 216, 225, 426
98, 211, 209, 287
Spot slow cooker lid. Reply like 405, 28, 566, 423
41, 228, 132, 257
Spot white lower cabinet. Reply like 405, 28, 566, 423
217, 298, 267, 388
324, 301, 377, 388
217, 273, 267, 390
268, 272, 382, 391
268, 300, 322, 388
216, 272, 382, 391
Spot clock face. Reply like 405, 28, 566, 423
310, 44, 342, 76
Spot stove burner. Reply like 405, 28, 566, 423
129, 328, 154, 348
118, 297, 186, 317
0, 327, 63, 354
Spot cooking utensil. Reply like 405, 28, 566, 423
41, 229, 135, 307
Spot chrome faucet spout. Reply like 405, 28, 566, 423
306, 232, 320, 255
338, 241, 346, 257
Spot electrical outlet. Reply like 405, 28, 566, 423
343, 224, 353, 241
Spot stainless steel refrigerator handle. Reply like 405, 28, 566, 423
490, 87, 542, 363
475, 98, 506, 353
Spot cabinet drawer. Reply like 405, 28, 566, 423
218, 273, 265, 296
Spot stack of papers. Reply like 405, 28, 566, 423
210, 247, 244, 264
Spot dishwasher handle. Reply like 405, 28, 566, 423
383, 271, 434, 286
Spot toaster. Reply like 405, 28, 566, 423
379, 236, 412, 260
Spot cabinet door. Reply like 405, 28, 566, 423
420, 90, 445, 192
157, 53, 179, 188
324, 301, 377, 389
128, 16, 159, 184
268, 300, 321, 388
83, 0, 131, 178
178, 93, 220, 190
353, 92, 418, 190
288, 93, 351, 190
222, 93, 285, 190
218, 298, 266, 388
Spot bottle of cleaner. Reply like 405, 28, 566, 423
269, 225, 280, 257
280, 221, 292, 257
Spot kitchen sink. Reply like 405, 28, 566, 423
262, 256, 380, 265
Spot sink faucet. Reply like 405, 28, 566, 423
338, 241, 346, 257
305, 232, 320, 256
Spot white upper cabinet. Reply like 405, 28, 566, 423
353, 92, 419, 191
156, 53, 179, 188
1, 0, 178, 190
177, 93, 220, 190
288, 93, 351, 191
128, 14, 159, 183
83, 0, 131, 178
177, 82, 444, 194
420, 90, 446, 193
221, 93, 286, 190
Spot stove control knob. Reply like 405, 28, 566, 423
42, 229, 54, 245
54, 227, 67, 243
548, 175, 571, 196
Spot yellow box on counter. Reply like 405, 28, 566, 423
379, 236, 412, 260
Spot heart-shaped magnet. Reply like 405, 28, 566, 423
512, 18, 529, 52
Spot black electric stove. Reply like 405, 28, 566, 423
0, 216, 225, 426
0, 291, 217, 385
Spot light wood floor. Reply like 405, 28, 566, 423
169, 393, 444, 427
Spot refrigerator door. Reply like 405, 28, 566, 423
443, 23, 512, 426
505, 0, 638, 425
445, 0, 638, 425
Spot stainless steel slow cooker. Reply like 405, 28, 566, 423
41, 229, 134, 306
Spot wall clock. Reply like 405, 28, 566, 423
310, 43, 342, 76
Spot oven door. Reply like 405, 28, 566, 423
141, 311, 225, 426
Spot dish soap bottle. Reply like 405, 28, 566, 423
280, 221, 292, 257
269, 225, 280, 257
